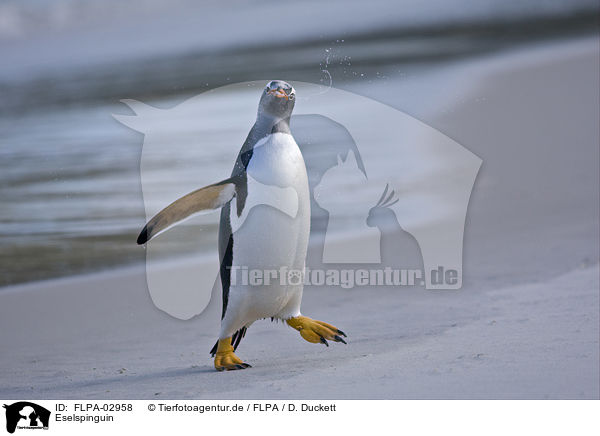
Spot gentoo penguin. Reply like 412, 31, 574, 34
137, 80, 346, 371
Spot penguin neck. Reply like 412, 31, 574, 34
253, 113, 291, 138
235, 113, 292, 175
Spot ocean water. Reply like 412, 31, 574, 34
0, 0, 597, 286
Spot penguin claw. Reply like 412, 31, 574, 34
287, 316, 347, 347
213, 338, 251, 371
216, 362, 251, 371
334, 335, 347, 344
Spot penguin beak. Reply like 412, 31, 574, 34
267, 88, 289, 100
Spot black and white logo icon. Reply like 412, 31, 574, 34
3, 402, 50, 434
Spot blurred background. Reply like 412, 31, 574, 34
0, 0, 598, 286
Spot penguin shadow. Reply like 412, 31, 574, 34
366, 185, 424, 272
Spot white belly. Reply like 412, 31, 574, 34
221, 133, 310, 335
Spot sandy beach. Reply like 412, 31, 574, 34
1, 37, 598, 399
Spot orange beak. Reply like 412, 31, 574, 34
267, 88, 289, 100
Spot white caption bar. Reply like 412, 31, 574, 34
0, 400, 598, 435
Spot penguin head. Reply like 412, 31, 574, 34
258, 80, 296, 119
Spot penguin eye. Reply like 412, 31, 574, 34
288, 94, 295, 100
